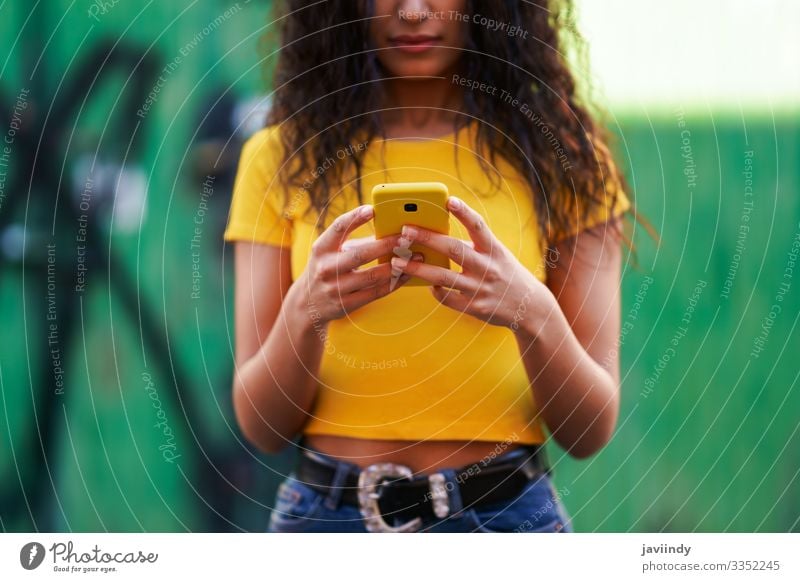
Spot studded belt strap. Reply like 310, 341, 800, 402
295, 445, 550, 526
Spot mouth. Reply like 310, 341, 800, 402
388, 34, 441, 54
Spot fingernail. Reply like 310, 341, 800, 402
401, 225, 417, 239
360, 205, 373, 218
411, 253, 423, 262
391, 256, 409, 270
398, 235, 413, 248
447, 196, 461, 211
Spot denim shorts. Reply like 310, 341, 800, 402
267, 446, 574, 533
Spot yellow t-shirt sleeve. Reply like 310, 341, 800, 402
223, 126, 293, 248
550, 179, 631, 243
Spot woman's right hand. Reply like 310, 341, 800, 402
292, 204, 421, 325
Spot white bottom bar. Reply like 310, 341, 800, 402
1, 533, 796, 581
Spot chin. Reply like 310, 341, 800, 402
379, 49, 460, 80
384, 61, 451, 79
397, 66, 448, 78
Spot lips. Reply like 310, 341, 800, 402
388, 34, 441, 54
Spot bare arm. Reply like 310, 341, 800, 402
231, 242, 325, 454
518, 218, 624, 458
231, 205, 412, 453
394, 196, 624, 459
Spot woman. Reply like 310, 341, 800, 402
224, 0, 639, 533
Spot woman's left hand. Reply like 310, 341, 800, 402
391, 195, 556, 336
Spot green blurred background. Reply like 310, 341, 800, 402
0, 1, 797, 532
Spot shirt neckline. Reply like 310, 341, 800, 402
373, 119, 477, 146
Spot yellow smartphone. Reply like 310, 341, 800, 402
372, 181, 451, 287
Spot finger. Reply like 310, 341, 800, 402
335, 233, 403, 273
394, 270, 414, 290
430, 285, 472, 313
315, 204, 374, 252
391, 255, 479, 294
389, 253, 422, 292
340, 282, 389, 314
341, 235, 375, 252
335, 261, 394, 295
336, 253, 421, 299
339, 264, 416, 314
400, 225, 486, 270
446, 196, 499, 255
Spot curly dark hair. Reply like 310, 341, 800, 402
263, 0, 644, 252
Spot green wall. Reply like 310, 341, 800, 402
0, 0, 797, 532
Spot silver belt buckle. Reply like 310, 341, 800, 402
357, 463, 423, 533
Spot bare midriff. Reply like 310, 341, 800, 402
304, 434, 523, 473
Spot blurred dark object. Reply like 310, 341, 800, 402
190, 90, 270, 240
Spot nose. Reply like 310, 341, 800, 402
397, 0, 430, 23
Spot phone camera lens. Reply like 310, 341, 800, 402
404, 203, 418, 212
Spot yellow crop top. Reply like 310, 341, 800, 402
223, 122, 630, 444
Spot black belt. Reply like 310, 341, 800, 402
296, 444, 550, 528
